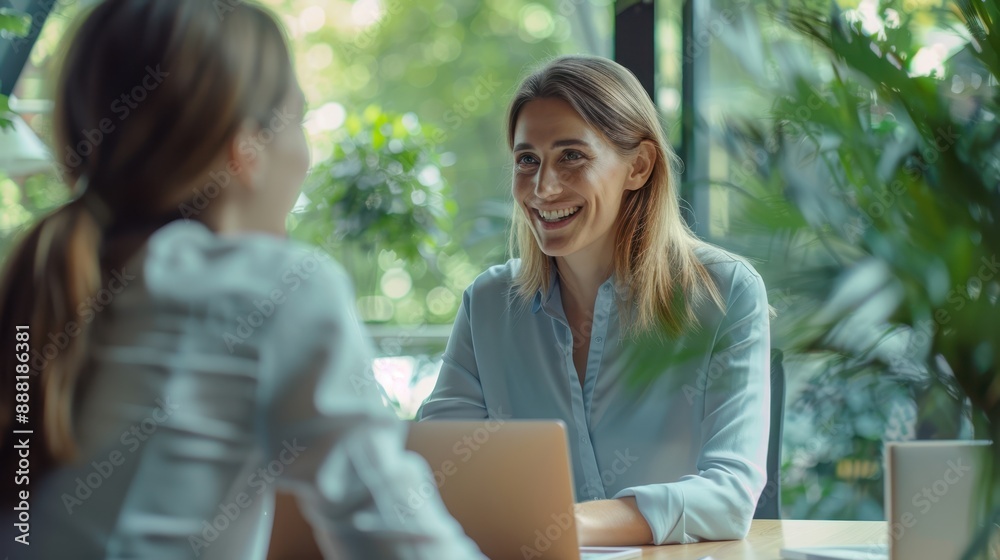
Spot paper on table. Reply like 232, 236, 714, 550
580, 546, 644, 559
779, 545, 888, 560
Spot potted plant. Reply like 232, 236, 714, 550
707, 0, 998, 556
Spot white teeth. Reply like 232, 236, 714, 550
538, 207, 581, 222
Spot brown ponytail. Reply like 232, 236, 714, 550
0, 196, 103, 473
0, 0, 295, 495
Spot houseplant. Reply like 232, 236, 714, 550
710, 0, 999, 556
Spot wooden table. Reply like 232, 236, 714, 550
635, 519, 886, 559
268, 493, 886, 560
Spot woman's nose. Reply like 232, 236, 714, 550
534, 163, 563, 198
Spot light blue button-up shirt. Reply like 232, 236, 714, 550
11, 221, 482, 560
419, 245, 771, 544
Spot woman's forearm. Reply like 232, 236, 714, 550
574, 497, 653, 546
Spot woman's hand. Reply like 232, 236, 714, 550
573, 497, 653, 547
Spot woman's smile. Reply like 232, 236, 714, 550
534, 205, 583, 229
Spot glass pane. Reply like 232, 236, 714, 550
656, 0, 682, 146
281, 0, 613, 327
277, 0, 614, 417
0, 1, 614, 418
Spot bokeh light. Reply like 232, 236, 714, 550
426, 286, 458, 316
520, 4, 554, 40
304, 102, 347, 134
306, 43, 334, 70
350, 0, 383, 28
299, 5, 326, 33
381, 268, 413, 299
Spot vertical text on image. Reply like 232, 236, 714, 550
12, 325, 33, 546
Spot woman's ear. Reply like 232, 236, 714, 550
226, 118, 267, 193
624, 140, 657, 191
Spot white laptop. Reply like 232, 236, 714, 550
781, 440, 991, 560
406, 420, 642, 560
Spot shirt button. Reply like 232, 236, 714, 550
595, 336, 603, 344
602, 284, 610, 293
579, 435, 588, 444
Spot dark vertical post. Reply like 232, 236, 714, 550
0, 0, 54, 97
680, 0, 711, 236
613, 0, 655, 102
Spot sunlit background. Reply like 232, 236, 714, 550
0, 0, 991, 524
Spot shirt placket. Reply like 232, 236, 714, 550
566, 279, 614, 501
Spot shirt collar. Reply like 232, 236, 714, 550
530, 260, 620, 314
530, 261, 559, 314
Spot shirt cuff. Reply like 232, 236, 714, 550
613, 483, 687, 545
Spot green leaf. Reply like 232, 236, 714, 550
0, 92, 12, 132
0, 8, 31, 38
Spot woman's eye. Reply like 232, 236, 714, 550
516, 154, 538, 166
564, 151, 584, 161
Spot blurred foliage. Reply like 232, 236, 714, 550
706, 0, 999, 552
272, 0, 608, 324
288, 106, 470, 326
0, 1, 610, 324
0, 90, 10, 130
290, 106, 454, 263
0, 172, 67, 258
0, 7, 32, 131
0, 7, 31, 37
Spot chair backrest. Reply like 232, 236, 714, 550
754, 348, 784, 519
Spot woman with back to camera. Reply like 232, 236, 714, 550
420, 55, 771, 546
0, 1, 482, 558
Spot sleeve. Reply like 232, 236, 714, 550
257, 256, 484, 560
613, 271, 771, 544
417, 288, 488, 420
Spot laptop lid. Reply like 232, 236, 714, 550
406, 419, 582, 560
886, 440, 991, 560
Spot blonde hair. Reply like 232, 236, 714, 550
506, 55, 722, 338
0, 0, 294, 482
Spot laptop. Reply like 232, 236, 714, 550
781, 440, 991, 560
406, 420, 642, 560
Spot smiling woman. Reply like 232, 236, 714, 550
511, 98, 641, 257
420, 55, 772, 547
